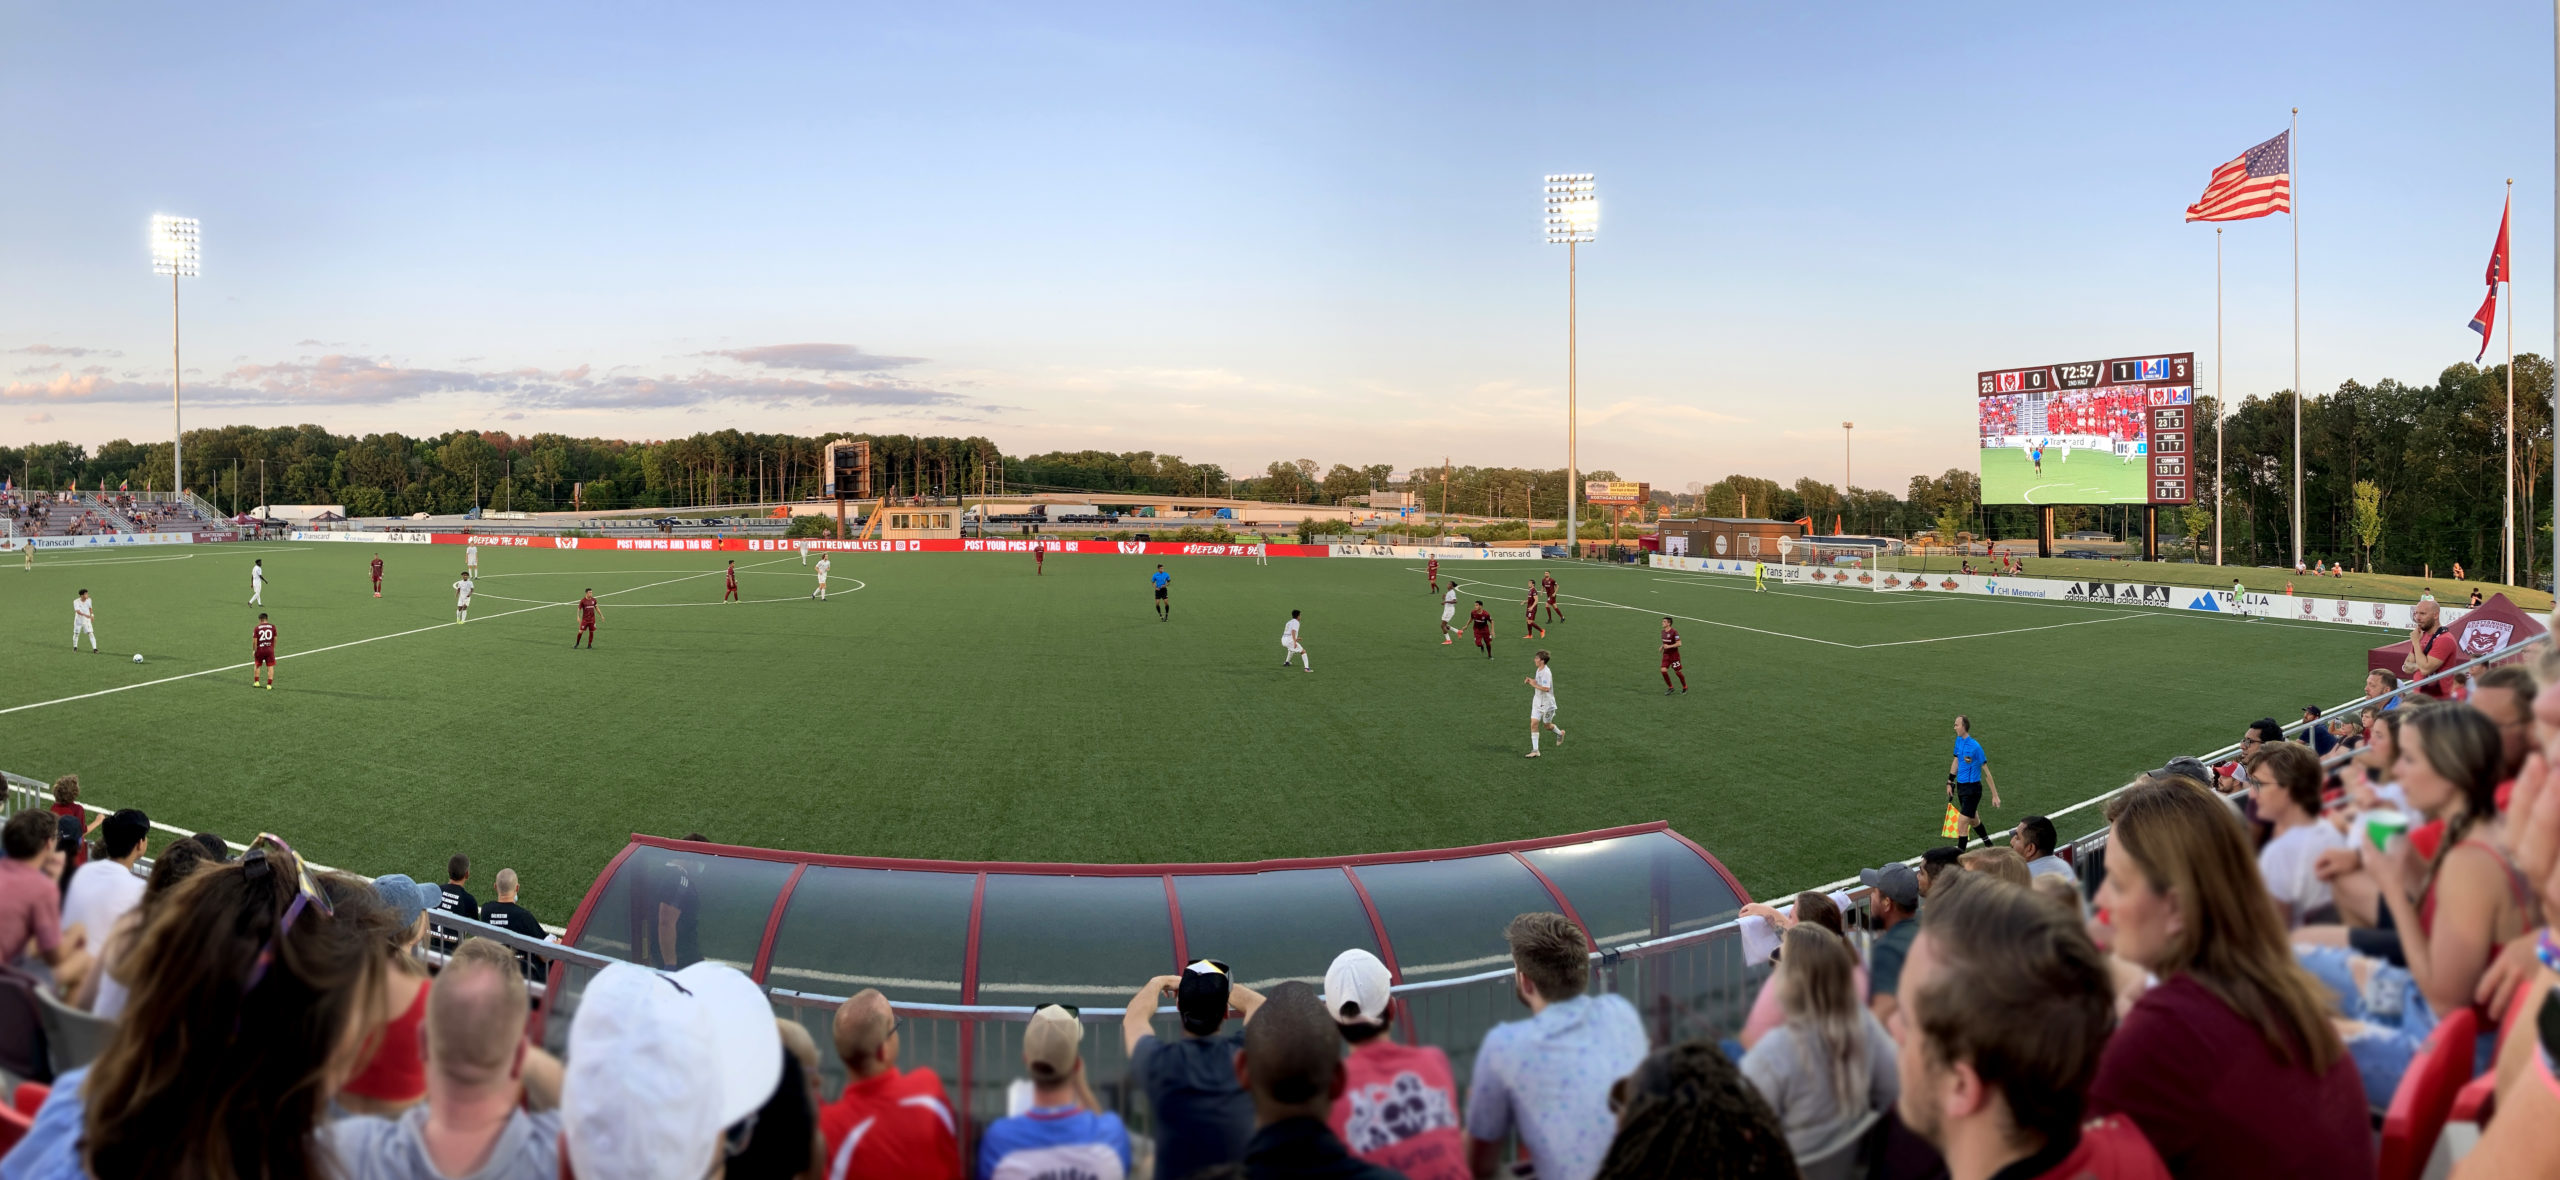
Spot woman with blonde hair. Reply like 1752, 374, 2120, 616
1738, 924, 1896, 1158
2089, 779, 2371, 1177
2298, 703, 2537, 1106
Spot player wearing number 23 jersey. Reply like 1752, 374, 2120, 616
1659, 617, 1687, 694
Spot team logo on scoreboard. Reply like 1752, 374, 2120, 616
2146, 387, 2195, 406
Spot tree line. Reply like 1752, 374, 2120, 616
2, 356, 2544, 578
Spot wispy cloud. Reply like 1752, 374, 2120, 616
0, 352, 977, 415
9, 344, 117, 359
703, 342, 926, 373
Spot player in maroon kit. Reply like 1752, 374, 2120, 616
1035, 543, 1044, 575
251, 613, 277, 690
573, 588, 598, 648
1541, 572, 1565, 622
1659, 616, 1687, 695
1426, 555, 1439, 593
370, 554, 384, 599
1469, 600, 1494, 658
1520, 584, 1547, 640
723, 560, 739, 603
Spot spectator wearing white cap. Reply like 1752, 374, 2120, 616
977, 1004, 1131, 1180
562, 960, 783, 1180
1125, 959, 1269, 1180
1323, 948, 1467, 1180
326, 936, 566, 1180
820, 988, 962, 1180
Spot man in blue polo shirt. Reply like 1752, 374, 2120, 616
1948, 715, 2001, 852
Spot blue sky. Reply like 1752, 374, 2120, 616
2, 1, 2551, 488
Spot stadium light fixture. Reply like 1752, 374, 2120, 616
151, 214, 200, 498
1544, 174, 1595, 550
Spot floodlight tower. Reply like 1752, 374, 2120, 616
151, 215, 200, 498
1545, 174, 1595, 552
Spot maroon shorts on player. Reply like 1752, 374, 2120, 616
254, 649, 276, 667
1661, 650, 1682, 669
579, 615, 597, 631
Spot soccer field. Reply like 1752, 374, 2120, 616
0, 543, 2384, 903
1979, 445, 2150, 504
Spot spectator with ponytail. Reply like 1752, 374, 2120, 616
2296, 702, 2539, 1106
2, 834, 399, 1180
1739, 925, 1898, 1158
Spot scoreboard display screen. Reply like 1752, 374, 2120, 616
1976, 352, 2193, 506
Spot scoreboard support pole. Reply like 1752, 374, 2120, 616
2037, 506, 2054, 559
2143, 505, 2159, 562
835, 495, 847, 541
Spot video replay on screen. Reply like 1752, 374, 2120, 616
1976, 354, 2195, 507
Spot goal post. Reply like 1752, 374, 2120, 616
1774, 536, 1914, 591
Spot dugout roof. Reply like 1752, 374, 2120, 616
556, 821, 1746, 1007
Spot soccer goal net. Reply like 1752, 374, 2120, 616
1774, 536, 1916, 590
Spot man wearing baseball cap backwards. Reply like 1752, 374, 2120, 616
1125, 958, 1269, 1180
1323, 948, 1467, 1180
978, 1004, 1133, 1179
561, 959, 783, 1180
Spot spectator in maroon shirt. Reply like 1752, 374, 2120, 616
2089, 780, 2371, 1179
0, 808, 89, 993
1891, 870, 2168, 1180
2404, 597, 2461, 698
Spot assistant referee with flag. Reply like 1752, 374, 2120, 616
1947, 714, 2001, 851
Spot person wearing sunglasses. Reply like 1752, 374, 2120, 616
5, 834, 403, 1180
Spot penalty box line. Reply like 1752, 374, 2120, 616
0, 558, 799, 719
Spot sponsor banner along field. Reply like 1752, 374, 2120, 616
292, 531, 1328, 558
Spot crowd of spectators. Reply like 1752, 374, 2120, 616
4, 631, 2560, 1178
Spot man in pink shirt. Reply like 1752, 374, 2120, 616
0, 810, 88, 993
1322, 948, 1467, 1180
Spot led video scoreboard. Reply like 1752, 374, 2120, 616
1976, 352, 2193, 506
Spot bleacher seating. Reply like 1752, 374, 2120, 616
2378, 1006, 2481, 1180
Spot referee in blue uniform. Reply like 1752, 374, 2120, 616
1948, 714, 2002, 851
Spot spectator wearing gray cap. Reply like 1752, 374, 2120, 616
61, 808, 148, 953
979, 1004, 1131, 1180
1858, 862, 1922, 1028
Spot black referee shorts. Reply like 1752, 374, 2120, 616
1954, 784, 1984, 820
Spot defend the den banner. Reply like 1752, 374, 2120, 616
1975, 352, 2194, 508
1583, 480, 1649, 505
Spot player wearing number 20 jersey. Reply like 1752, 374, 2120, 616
252, 614, 278, 689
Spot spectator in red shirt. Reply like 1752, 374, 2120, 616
821, 987, 961, 1180
1890, 870, 2168, 1180
1322, 948, 1466, 1180
2404, 597, 2461, 698
0, 808, 88, 993
2089, 780, 2372, 1179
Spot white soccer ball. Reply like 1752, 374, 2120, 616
131, 654, 144, 664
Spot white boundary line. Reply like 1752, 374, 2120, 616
1643, 567, 2404, 635
0, 557, 806, 717
1438, 569, 2154, 649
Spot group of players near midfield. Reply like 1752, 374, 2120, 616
1416, 554, 1687, 758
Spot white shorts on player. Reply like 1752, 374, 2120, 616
1531, 697, 1557, 724
72, 616, 96, 651
1440, 604, 1456, 624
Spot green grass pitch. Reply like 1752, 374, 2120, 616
0, 543, 2385, 903
1978, 444, 2150, 505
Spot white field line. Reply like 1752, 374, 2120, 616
1440, 570, 2153, 649
1644, 568, 2392, 634
1, 558, 806, 717
1434, 573, 1859, 648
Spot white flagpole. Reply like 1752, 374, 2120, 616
2216, 226, 2225, 566
2291, 107, 2303, 572
2507, 181, 2516, 587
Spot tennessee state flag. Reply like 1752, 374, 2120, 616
2472, 196, 2511, 361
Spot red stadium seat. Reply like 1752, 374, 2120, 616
0, 1097, 30, 1156
2378, 1007, 2480, 1180
11, 1081, 43, 1118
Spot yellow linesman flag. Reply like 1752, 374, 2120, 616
1941, 803, 1964, 840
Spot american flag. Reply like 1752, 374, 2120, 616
2184, 131, 2290, 222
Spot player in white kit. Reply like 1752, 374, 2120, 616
72, 590, 98, 652
1524, 650, 1563, 757
811, 556, 831, 600
248, 559, 266, 605
452, 571, 475, 623
1280, 609, 1309, 671
799, 540, 810, 565
1254, 541, 1268, 566
466, 544, 480, 575
1438, 585, 1460, 645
